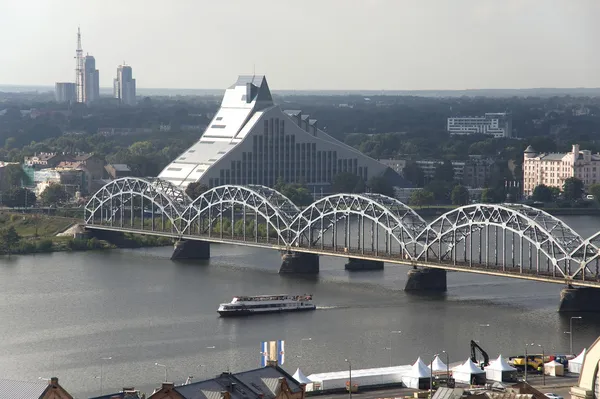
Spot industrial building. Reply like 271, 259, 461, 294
447, 113, 512, 138
158, 75, 407, 190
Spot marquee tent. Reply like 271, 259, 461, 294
402, 357, 432, 389
293, 368, 312, 384
569, 349, 586, 374
452, 359, 486, 385
544, 360, 565, 376
485, 355, 518, 382
431, 355, 448, 374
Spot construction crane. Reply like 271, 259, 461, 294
470, 340, 490, 369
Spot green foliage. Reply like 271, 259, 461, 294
451, 185, 470, 206
185, 182, 209, 200
588, 184, 600, 201
274, 179, 314, 206
434, 160, 455, 182
332, 172, 365, 194
39, 183, 70, 206
1, 187, 36, 207
0, 226, 21, 255
481, 188, 504, 204
532, 184, 555, 202
402, 162, 425, 187
409, 189, 434, 206
425, 180, 454, 204
1, 164, 25, 189
563, 177, 584, 201
36, 238, 53, 252
367, 176, 394, 197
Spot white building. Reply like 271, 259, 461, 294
158, 75, 407, 190
83, 55, 100, 104
54, 82, 76, 103
447, 113, 512, 138
523, 144, 600, 196
114, 65, 136, 105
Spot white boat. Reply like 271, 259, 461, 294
217, 294, 316, 317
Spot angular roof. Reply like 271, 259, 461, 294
232, 366, 303, 397
292, 368, 311, 384
175, 374, 245, 399
0, 378, 48, 399
453, 358, 485, 374
486, 355, 517, 372
571, 348, 587, 364
524, 145, 536, 153
431, 355, 448, 372
407, 357, 431, 378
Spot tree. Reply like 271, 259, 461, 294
409, 189, 434, 206
588, 184, 600, 201
434, 160, 455, 182
1, 164, 25, 189
451, 185, 470, 206
0, 226, 20, 256
563, 177, 584, 201
481, 188, 497, 204
367, 176, 394, 197
425, 180, 453, 203
332, 172, 365, 194
531, 184, 554, 202
402, 162, 425, 187
39, 183, 70, 206
1, 187, 36, 207
185, 182, 208, 200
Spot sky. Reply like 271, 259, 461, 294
1, 0, 599, 91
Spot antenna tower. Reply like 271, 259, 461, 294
75, 27, 84, 103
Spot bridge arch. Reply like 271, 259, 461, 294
570, 231, 600, 279
84, 177, 190, 233
181, 185, 296, 245
415, 204, 577, 278
290, 193, 426, 259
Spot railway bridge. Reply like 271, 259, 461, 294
83, 177, 600, 312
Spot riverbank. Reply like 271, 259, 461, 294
0, 211, 172, 256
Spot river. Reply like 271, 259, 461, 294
1, 215, 600, 398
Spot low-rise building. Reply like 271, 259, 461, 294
105, 164, 132, 180
0, 377, 73, 399
447, 113, 512, 138
462, 158, 494, 188
416, 160, 465, 182
523, 144, 600, 196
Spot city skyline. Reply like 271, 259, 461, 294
1, 0, 599, 90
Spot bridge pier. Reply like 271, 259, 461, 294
405, 267, 447, 292
171, 240, 210, 260
279, 251, 319, 274
345, 258, 384, 271
559, 286, 600, 312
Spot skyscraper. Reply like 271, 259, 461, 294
113, 65, 136, 105
83, 55, 100, 104
55, 82, 77, 103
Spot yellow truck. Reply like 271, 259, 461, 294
509, 355, 545, 371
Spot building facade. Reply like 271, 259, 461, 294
158, 75, 407, 190
447, 113, 512, 138
114, 65, 137, 105
83, 55, 100, 104
523, 144, 600, 196
416, 160, 466, 182
54, 82, 77, 103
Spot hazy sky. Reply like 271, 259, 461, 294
1, 0, 599, 90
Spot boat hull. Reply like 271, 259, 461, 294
218, 306, 316, 317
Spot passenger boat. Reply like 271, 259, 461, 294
217, 294, 316, 317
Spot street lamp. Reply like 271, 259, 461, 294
99, 356, 112, 395
345, 359, 352, 399
155, 362, 168, 382
297, 338, 312, 359
442, 350, 449, 382
537, 344, 545, 386
524, 343, 535, 383
564, 316, 583, 355
386, 331, 401, 367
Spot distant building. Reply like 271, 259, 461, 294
416, 160, 465, 182
54, 82, 77, 103
447, 113, 512, 138
462, 158, 495, 188
83, 55, 100, 104
379, 159, 407, 175
105, 163, 132, 180
158, 75, 410, 190
523, 144, 600, 196
0, 377, 73, 399
114, 65, 137, 105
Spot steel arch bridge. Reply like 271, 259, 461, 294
84, 177, 600, 287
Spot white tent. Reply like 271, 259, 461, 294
452, 359, 486, 385
485, 355, 518, 382
431, 355, 448, 374
544, 360, 565, 377
569, 349, 586, 374
402, 357, 432, 389
293, 368, 312, 384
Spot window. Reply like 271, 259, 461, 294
216, 116, 223, 121
211, 124, 226, 129
167, 167, 182, 171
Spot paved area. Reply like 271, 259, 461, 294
310, 387, 417, 399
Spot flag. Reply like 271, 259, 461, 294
260, 341, 269, 367
277, 340, 285, 365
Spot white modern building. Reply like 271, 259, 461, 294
114, 64, 136, 105
523, 144, 600, 196
83, 55, 100, 104
158, 75, 406, 190
54, 82, 77, 103
447, 113, 512, 138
